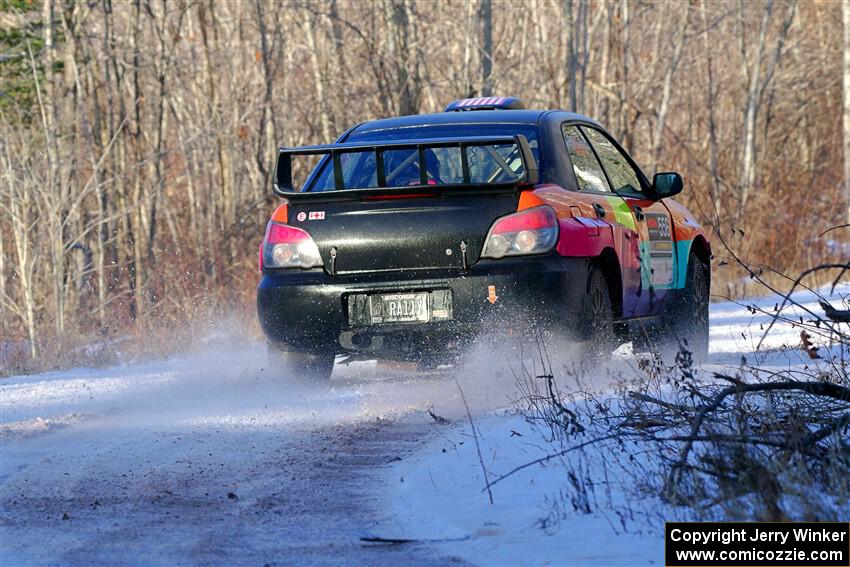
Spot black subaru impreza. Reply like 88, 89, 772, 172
257, 97, 710, 380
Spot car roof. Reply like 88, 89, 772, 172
350, 109, 603, 134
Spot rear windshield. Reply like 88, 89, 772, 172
305, 123, 541, 192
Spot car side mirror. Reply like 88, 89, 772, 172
650, 172, 683, 200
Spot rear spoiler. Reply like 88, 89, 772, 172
273, 135, 539, 200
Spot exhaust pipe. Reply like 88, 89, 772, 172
339, 331, 381, 352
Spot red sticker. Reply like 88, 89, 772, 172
308, 211, 325, 220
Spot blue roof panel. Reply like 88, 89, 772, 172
352, 109, 599, 135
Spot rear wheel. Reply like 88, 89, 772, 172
577, 265, 616, 359
669, 255, 710, 362
267, 341, 336, 382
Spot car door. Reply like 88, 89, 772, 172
580, 126, 677, 315
561, 124, 643, 319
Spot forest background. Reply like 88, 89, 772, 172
1, 0, 848, 371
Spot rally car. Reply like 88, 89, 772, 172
257, 97, 710, 380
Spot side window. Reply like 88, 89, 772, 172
581, 127, 643, 193
562, 124, 610, 192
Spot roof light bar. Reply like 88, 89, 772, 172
443, 96, 525, 112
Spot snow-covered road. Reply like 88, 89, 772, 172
1, 283, 847, 566
0, 338, 520, 566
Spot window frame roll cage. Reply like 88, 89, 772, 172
273, 135, 539, 200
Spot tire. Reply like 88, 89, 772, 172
267, 341, 336, 383
577, 265, 616, 359
669, 255, 710, 362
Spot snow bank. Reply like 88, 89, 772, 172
384, 411, 660, 566
384, 283, 850, 566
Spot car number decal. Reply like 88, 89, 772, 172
645, 212, 674, 286
296, 212, 307, 221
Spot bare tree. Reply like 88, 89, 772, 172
303, 9, 333, 141
844, 0, 850, 224
563, 0, 577, 111
738, 0, 796, 217
650, 0, 689, 173
480, 0, 493, 97
0, 130, 39, 358
0, 0, 845, 371
386, 0, 421, 115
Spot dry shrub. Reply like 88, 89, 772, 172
512, 279, 849, 528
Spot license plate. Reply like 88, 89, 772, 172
369, 293, 430, 324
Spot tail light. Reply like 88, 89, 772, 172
260, 222, 324, 269
480, 205, 559, 259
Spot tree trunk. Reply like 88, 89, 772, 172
384, 0, 420, 115
577, 0, 589, 112
462, 0, 475, 96
739, 2, 772, 216
739, 0, 795, 217
303, 10, 332, 142
844, 0, 850, 223
3, 155, 38, 358
480, 0, 493, 97
563, 0, 576, 111
619, 0, 630, 146
0, 218, 5, 330
701, 0, 722, 218
328, 0, 347, 127
596, 2, 612, 123
651, 2, 688, 173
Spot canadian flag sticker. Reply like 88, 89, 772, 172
308, 211, 325, 220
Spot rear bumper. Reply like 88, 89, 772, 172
257, 254, 589, 355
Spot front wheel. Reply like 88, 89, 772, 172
267, 341, 336, 382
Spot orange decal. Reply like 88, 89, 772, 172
487, 285, 498, 304
271, 203, 289, 223
517, 190, 546, 211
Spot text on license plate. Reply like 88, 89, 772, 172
369, 293, 430, 324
